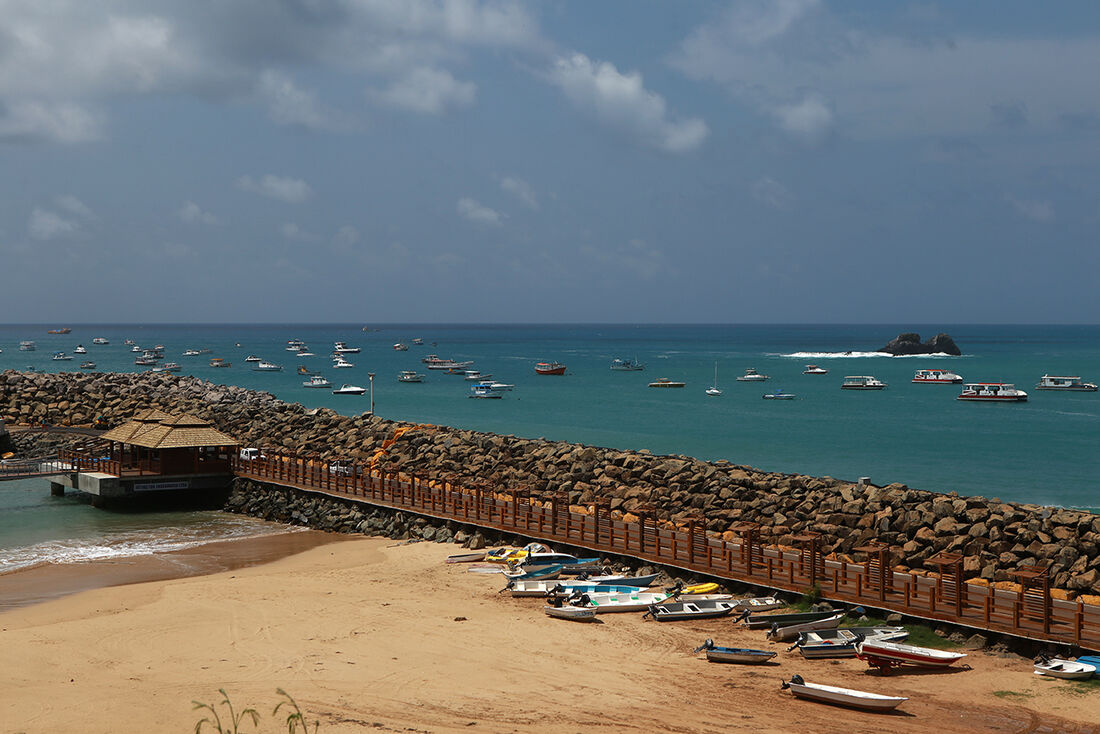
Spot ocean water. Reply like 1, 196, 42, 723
1, 323, 1097, 574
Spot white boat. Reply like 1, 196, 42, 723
412, 338, 424, 345
736, 368, 769, 382
73, 345, 87, 354
427, 359, 474, 371
393, 343, 409, 351
79, 361, 96, 370
792, 627, 909, 659
762, 389, 796, 400
253, 361, 283, 372
956, 382, 1027, 402
610, 358, 645, 371
781, 676, 907, 713
332, 358, 354, 368
464, 370, 492, 381
296, 347, 315, 357
543, 604, 598, 622
333, 342, 361, 354
475, 380, 514, 392
693, 639, 776, 664
131, 345, 142, 352
913, 368, 963, 384
303, 375, 332, 388
51, 352, 73, 361
645, 598, 740, 621
244, 355, 261, 362
649, 377, 686, 388
566, 590, 673, 613
706, 362, 722, 396
803, 364, 828, 374
855, 638, 967, 668
152, 362, 181, 372
19, 341, 36, 351
1034, 656, 1097, 680
1035, 375, 1097, 391
397, 371, 424, 383
332, 384, 365, 395
182, 349, 201, 357
766, 612, 846, 641
91, 337, 109, 345
733, 596, 784, 612
286, 339, 305, 348
444, 551, 486, 563
470, 385, 503, 399
841, 375, 887, 390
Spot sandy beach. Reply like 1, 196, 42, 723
1, 537, 1097, 734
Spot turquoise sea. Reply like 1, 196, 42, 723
1, 324, 1097, 582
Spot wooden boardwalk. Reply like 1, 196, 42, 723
232, 453, 1100, 652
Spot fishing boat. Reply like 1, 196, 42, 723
463, 370, 492, 381
742, 610, 841, 630
79, 361, 96, 370
51, 352, 73, 361
543, 603, 598, 622
1035, 375, 1098, 391
781, 676, 907, 712
610, 358, 645, 371
648, 377, 686, 388
803, 365, 828, 374
564, 589, 674, 613
766, 612, 846, 641
474, 380, 513, 392
913, 368, 964, 384
397, 371, 424, 383
693, 639, 776, 664
91, 338, 109, 345
47, 328, 71, 334
535, 361, 566, 375
1033, 655, 1096, 680
469, 385, 503, 399
736, 368, 769, 382
501, 564, 564, 581
706, 362, 722, 396
303, 375, 332, 388
762, 389, 796, 400
444, 551, 486, 563
791, 627, 909, 659
244, 355, 262, 362
73, 345, 87, 354
332, 384, 366, 395
956, 382, 1027, 402
855, 638, 967, 672
644, 598, 739, 621
209, 358, 231, 368
332, 357, 354, 368
393, 343, 409, 351
841, 375, 887, 390
19, 341, 35, 351
253, 361, 283, 372
333, 342, 361, 354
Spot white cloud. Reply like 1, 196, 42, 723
333, 225, 360, 248
457, 197, 503, 226
546, 53, 708, 153
773, 93, 833, 143
237, 174, 312, 203
370, 67, 476, 114
29, 207, 80, 240
0, 100, 101, 143
55, 195, 94, 218
500, 176, 538, 209
1007, 196, 1054, 222
751, 177, 792, 209
178, 201, 218, 225
257, 71, 345, 131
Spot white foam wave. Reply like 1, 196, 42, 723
776, 351, 959, 359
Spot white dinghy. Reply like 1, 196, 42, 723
1034, 656, 1097, 680
781, 675, 907, 713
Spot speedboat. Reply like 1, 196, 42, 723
124, 339, 136, 346
253, 361, 283, 372
648, 377, 686, 388
73, 345, 87, 354
152, 362, 181, 372
956, 382, 1027, 402
610, 358, 645, 371
781, 676, 907, 712
464, 370, 491, 381
412, 338, 424, 345
131, 345, 142, 352
535, 361, 566, 375
736, 368, 768, 382
333, 342, 361, 354
470, 385, 503, 399
762, 389, 796, 400
296, 346, 315, 357
393, 343, 409, 351
303, 375, 331, 388
79, 361, 96, 370
841, 375, 887, 390
475, 380, 513, 392
1035, 375, 1098, 391
91, 337, 109, 345
332, 384, 366, 395
913, 368, 963, 383
332, 357, 354, 368
693, 640, 776, 665
182, 348, 202, 357
803, 364, 828, 374
52, 352, 73, 361
397, 371, 424, 383
1034, 655, 1097, 680
244, 355, 262, 362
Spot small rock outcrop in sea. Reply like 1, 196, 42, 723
878, 332, 961, 356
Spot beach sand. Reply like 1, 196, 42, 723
1, 537, 1097, 734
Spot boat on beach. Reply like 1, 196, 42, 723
790, 627, 909, 659
543, 603, 598, 621
1035, 375, 1097, 391
841, 375, 887, 390
766, 612, 846, 641
913, 368, 963, 384
693, 639, 776, 664
742, 609, 841, 630
562, 589, 674, 613
781, 675, 907, 712
1033, 655, 1097, 679
855, 638, 967, 671
644, 598, 740, 621
444, 551, 487, 563
956, 382, 1027, 402
535, 361, 566, 375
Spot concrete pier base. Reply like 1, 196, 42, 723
50, 481, 65, 496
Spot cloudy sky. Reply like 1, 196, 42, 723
2, 0, 1099, 323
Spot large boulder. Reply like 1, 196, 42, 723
878, 332, 961, 356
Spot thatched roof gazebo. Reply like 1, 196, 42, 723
98, 411, 238, 476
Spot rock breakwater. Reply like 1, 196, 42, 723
2, 369, 1098, 597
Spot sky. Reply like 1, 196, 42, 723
2, 0, 1100, 324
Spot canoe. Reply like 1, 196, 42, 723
570, 590, 672, 613
693, 639, 776, 664
506, 581, 649, 598
766, 613, 846, 642
445, 551, 486, 564
733, 596, 784, 612
1034, 657, 1097, 680
791, 627, 909, 659
544, 604, 598, 622
743, 609, 840, 630
645, 598, 739, 621
781, 675, 907, 712
856, 639, 967, 671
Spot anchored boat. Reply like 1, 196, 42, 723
956, 382, 1027, 402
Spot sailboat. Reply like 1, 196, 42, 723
706, 362, 723, 396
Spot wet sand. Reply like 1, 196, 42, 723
1, 537, 1098, 733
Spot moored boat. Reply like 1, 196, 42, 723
535, 361, 566, 375
649, 377, 686, 388
913, 368, 963, 384
332, 357, 354, 368
51, 352, 73, 361
253, 361, 283, 372
333, 342, 361, 353
397, 371, 424, 383
244, 355, 262, 362
693, 639, 776, 664
79, 361, 96, 370
303, 375, 332, 388
736, 368, 769, 382
209, 358, 231, 368
332, 384, 365, 395
73, 345, 87, 354
956, 382, 1027, 402
762, 389, 796, 400
781, 675, 907, 712
803, 364, 828, 374
19, 341, 36, 351
469, 385, 503, 399
841, 375, 887, 390
393, 343, 409, 351
610, 358, 645, 371
1035, 375, 1098, 391
91, 337, 109, 345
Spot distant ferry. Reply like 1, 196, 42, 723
535, 361, 567, 375
957, 383, 1028, 402
841, 375, 887, 390
1035, 375, 1097, 392
913, 368, 963, 384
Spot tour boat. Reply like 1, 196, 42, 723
706, 362, 722, 396
397, 371, 424, 383
79, 361, 96, 370
303, 375, 331, 388
1035, 375, 1098, 391
244, 355, 261, 362
841, 375, 887, 390
393, 343, 409, 351
91, 337, 109, 345
52, 352, 73, 361
610, 358, 646, 371
913, 368, 964, 384
956, 383, 1028, 402
209, 358, 231, 368
1033, 656, 1097, 680
152, 362, 181, 372
855, 638, 967, 669
781, 676, 907, 712
470, 385, 503, 399
535, 362, 567, 375
73, 345, 87, 354
47, 328, 71, 334
762, 389, 796, 400
253, 361, 283, 372
474, 380, 513, 392
803, 365, 828, 374
19, 341, 36, 351
332, 384, 366, 395
693, 640, 776, 665
649, 377, 686, 388
333, 342, 361, 354
736, 368, 769, 381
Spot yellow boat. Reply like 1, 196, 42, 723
485, 543, 552, 564
681, 583, 719, 595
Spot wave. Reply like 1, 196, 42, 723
776, 351, 961, 359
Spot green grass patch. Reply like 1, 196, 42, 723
992, 690, 1033, 700
1065, 677, 1100, 695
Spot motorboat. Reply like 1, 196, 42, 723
91, 337, 109, 345
913, 368, 963, 384
135, 356, 158, 366
543, 604, 598, 622
393, 343, 409, 351
79, 361, 96, 370
464, 370, 491, 381
296, 346, 315, 356
397, 371, 424, 383
781, 676, 907, 712
841, 375, 887, 390
610, 358, 645, 371
535, 361, 567, 375
131, 345, 142, 352
183, 349, 202, 357
733, 596, 784, 613
253, 361, 283, 372
476, 381, 514, 392
333, 342, 361, 354
286, 339, 305, 348
124, 339, 136, 346
332, 357, 354, 368
1033, 655, 1097, 680
1035, 375, 1098, 391
563, 589, 674, 614
297, 365, 316, 376
332, 384, 366, 395
706, 362, 722, 396
956, 382, 1028, 402
412, 338, 424, 345
19, 341, 36, 351
855, 638, 967, 671
426, 359, 474, 371
736, 368, 769, 382
244, 355, 262, 362
791, 627, 909, 659
73, 345, 87, 354
152, 362, 181, 372
803, 364, 828, 374
762, 389, 796, 400
209, 358, 231, 368
303, 375, 332, 388
52, 352, 73, 361
693, 640, 776, 665
648, 377, 686, 388
766, 612, 846, 641
743, 610, 841, 630
470, 385, 503, 399
644, 598, 740, 621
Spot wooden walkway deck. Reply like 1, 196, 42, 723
232, 453, 1100, 652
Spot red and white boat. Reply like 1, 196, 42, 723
535, 362, 566, 375
913, 368, 963, 384
855, 638, 967, 673
956, 383, 1028, 402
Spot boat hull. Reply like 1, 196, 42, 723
785, 681, 906, 712
544, 605, 597, 621
704, 648, 776, 664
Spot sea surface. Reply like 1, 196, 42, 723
1, 323, 1097, 579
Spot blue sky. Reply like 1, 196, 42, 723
2, 0, 1099, 323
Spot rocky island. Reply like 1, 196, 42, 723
878, 332, 962, 356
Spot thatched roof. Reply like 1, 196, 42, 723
100, 411, 238, 449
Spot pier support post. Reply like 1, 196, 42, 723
50, 481, 65, 496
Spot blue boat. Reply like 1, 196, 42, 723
693, 639, 776, 664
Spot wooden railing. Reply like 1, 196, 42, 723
233, 452, 1100, 650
